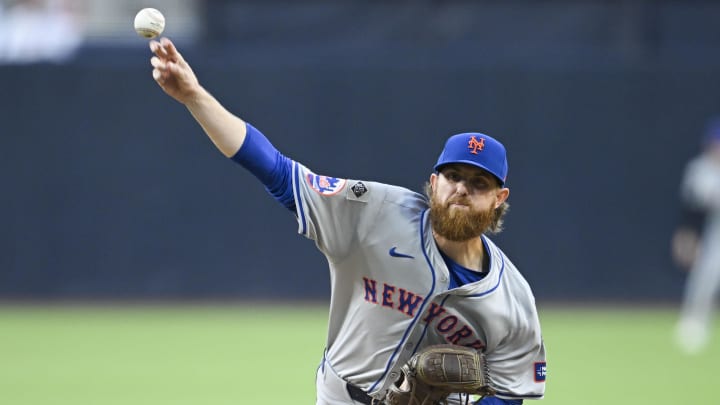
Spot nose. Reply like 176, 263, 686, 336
454, 180, 469, 196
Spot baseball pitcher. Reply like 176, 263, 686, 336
148, 37, 546, 404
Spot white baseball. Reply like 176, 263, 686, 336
134, 8, 165, 39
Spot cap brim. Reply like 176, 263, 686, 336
434, 160, 505, 185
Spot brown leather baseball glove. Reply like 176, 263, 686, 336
384, 344, 495, 405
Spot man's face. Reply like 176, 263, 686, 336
429, 164, 509, 241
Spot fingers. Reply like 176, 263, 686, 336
160, 37, 180, 60
149, 38, 162, 52
151, 55, 166, 75
151, 54, 171, 84
149, 40, 164, 57
148, 37, 194, 99
149, 37, 182, 63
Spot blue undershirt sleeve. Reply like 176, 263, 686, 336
230, 123, 296, 211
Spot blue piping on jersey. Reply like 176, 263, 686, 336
409, 294, 452, 358
467, 253, 505, 298
405, 238, 509, 390
368, 209, 437, 393
409, 243, 506, 354
293, 162, 307, 235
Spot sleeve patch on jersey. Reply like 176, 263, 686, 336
306, 173, 346, 196
534, 362, 547, 382
346, 181, 371, 202
351, 181, 367, 197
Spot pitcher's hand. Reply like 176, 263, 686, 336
149, 37, 201, 104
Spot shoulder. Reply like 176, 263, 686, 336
349, 181, 428, 211
295, 163, 425, 205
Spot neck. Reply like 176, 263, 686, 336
433, 231, 486, 272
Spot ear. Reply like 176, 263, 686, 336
495, 187, 510, 208
429, 172, 438, 191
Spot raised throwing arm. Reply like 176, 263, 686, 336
149, 37, 246, 157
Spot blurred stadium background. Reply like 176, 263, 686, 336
1, 0, 719, 403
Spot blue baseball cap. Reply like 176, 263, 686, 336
434, 132, 508, 185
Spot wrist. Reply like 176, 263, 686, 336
182, 85, 207, 107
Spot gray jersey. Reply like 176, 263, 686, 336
292, 162, 546, 402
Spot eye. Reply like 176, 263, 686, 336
445, 171, 461, 182
470, 178, 491, 190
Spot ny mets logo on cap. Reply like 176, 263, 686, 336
306, 173, 346, 196
467, 136, 485, 154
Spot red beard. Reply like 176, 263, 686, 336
429, 194, 495, 241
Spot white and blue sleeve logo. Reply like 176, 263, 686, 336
534, 362, 547, 382
306, 173, 346, 196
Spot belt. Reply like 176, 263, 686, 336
346, 383, 375, 405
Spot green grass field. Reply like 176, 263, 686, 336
1, 304, 717, 404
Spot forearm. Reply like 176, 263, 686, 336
184, 86, 247, 157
